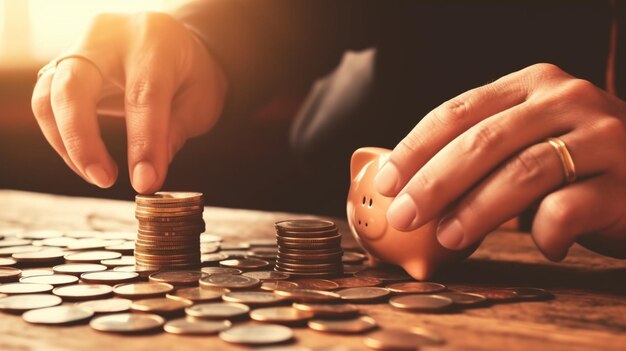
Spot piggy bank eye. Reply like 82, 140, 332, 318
369, 198, 373, 207
362, 196, 366, 205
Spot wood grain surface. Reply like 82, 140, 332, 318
0, 190, 624, 351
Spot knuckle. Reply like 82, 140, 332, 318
558, 79, 599, 102
505, 147, 545, 185
432, 97, 471, 126
460, 122, 502, 155
412, 168, 443, 196
62, 131, 86, 156
125, 80, 160, 108
395, 129, 428, 157
529, 63, 564, 79
128, 135, 150, 154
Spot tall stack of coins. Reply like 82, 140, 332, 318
274, 219, 343, 278
134, 192, 205, 270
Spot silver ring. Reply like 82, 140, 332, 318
37, 54, 103, 80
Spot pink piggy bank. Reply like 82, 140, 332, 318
347, 147, 474, 280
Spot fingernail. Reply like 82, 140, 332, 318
375, 162, 400, 194
387, 193, 418, 230
85, 164, 112, 188
437, 217, 464, 249
132, 161, 157, 194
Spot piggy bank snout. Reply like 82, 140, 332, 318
352, 194, 388, 240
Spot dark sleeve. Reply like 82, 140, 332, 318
170, 0, 380, 117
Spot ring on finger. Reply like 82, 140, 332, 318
37, 53, 103, 80
546, 137, 577, 184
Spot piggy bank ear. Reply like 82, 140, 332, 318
350, 147, 390, 180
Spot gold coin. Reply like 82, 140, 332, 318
90, 312, 165, 333
437, 291, 487, 306
52, 284, 113, 301
386, 282, 447, 294
274, 289, 341, 303
506, 287, 552, 301
275, 219, 336, 232
219, 258, 270, 270
19, 274, 78, 286
52, 263, 107, 276
201, 266, 242, 275
219, 323, 294, 345
23, 305, 93, 325
0, 267, 21, 282
80, 271, 139, 285
292, 279, 339, 291
164, 318, 232, 335
77, 298, 133, 313
0, 282, 54, 294
113, 282, 174, 299
0, 294, 62, 312
260, 281, 299, 291
12, 250, 65, 263
364, 328, 445, 349
64, 251, 122, 263
389, 294, 453, 312
199, 274, 260, 289
250, 306, 314, 324
185, 302, 250, 320
167, 286, 228, 303
130, 297, 192, 315
148, 270, 203, 286
292, 302, 359, 318
222, 291, 285, 306
333, 277, 382, 289
308, 315, 377, 334
337, 287, 390, 303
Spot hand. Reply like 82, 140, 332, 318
375, 63, 626, 260
31, 12, 227, 193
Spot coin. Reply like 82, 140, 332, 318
292, 279, 339, 291
261, 280, 299, 291
337, 287, 390, 303
105, 242, 135, 254
222, 291, 285, 306
292, 302, 359, 318
0, 257, 17, 266
112, 265, 157, 278
341, 251, 367, 264
0, 267, 21, 282
308, 315, 377, 334
167, 286, 228, 303
386, 282, 447, 294
0, 238, 31, 247
131, 297, 192, 315
0, 294, 62, 312
506, 287, 552, 301
20, 274, 78, 286
437, 291, 487, 306
149, 270, 203, 286
19, 230, 63, 240
333, 277, 382, 289
12, 250, 65, 263
90, 313, 165, 333
274, 289, 341, 303
100, 256, 136, 267
389, 294, 453, 312
364, 329, 445, 350
164, 318, 232, 335
66, 238, 110, 251
250, 306, 314, 324
136, 191, 203, 204
219, 258, 270, 270
77, 298, 133, 313
186, 302, 250, 320
64, 250, 122, 263
201, 253, 231, 265
113, 282, 174, 299
80, 271, 139, 285
220, 323, 294, 345
0, 282, 54, 294
53, 284, 113, 301
462, 288, 517, 302
199, 274, 260, 289
354, 268, 413, 281
19, 268, 54, 277
52, 263, 108, 276
275, 219, 336, 232
0, 245, 41, 257
242, 271, 290, 281
23, 305, 94, 325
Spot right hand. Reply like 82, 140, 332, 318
31, 12, 228, 193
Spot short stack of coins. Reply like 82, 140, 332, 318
274, 219, 343, 278
134, 192, 205, 270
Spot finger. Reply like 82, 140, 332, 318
435, 126, 611, 251
374, 65, 547, 198
532, 175, 620, 261
50, 59, 118, 188
125, 52, 176, 194
32, 70, 90, 182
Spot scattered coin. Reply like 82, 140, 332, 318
462, 288, 518, 302
220, 242, 251, 250
437, 291, 487, 306
101, 256, 136, 267
219, 323, 294, 345
222, 291, 285, 306
201, 252, 230, 264
261, 280, 299, 291
19, 268, 54, 277
19, 230, 63, 240
0, 294, 62, 312
53, 284, 113, 301
148, 270, 203, 286
0, 257, 17, 266
386, 282, 447, 294
308, 315, 377, 334
20, 274, 78, 286
77, 298, 133, 313
274, 289, 341, 303
292, 302, 359, 318
167, 286, 228, 303
0, 282, 54, 294
243, 271, 290, 281
333, 277, 382, 289
292, 279, 339, 291
52, 263, 107, 276
364, 329, 444, 350
0, 239, 32, 248
164, 318, 232, 335
90, 313, 165, 333
507, 287, 552, 301
201, 266, 242, 275
199, 274, 260, 289
130, 297, 192, 315
250, 306, 314, 325
220, 258, 270, 270
341, 251, 367, 264
337, 287, 390, 303
113, 282, 174, 299
389, 294, 453, 312
354, 268, 412, 281
186, 302, 250, 320
0, 245, 43, 257
0, 267, 21, 282
112, 265, 157, 278
23, 305, 94, 325
64, 250, 122, 263
80, 271, 139, 285
12, 250, 65, 263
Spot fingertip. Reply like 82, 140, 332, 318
85, 163, 116, 189
436, 217, 465, 250
386, 194, 420, 231
131, 161, 160, 194
375, 162, 400, 196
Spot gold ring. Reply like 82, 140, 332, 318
37, 54, 103, 80
546, 137, 577, 184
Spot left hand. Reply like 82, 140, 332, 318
375, 63, 626, 260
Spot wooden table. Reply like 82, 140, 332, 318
0, 190, 624, 351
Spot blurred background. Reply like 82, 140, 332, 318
0, 0, 325, 216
